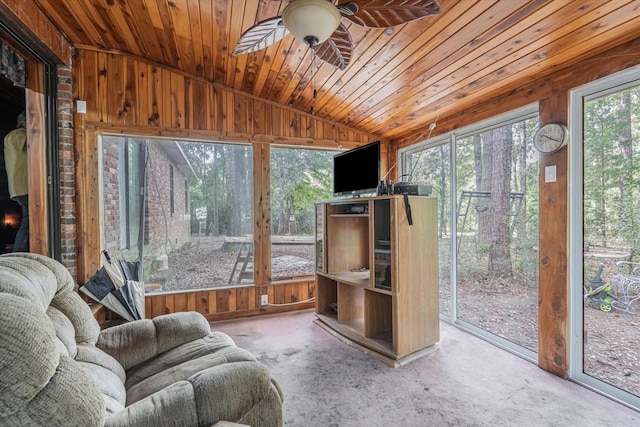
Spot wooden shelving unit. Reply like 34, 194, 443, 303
314, 195, 440, 367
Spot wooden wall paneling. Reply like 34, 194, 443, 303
216, 289, 230, 313
252, 99, 264, 135
137, 61, 150, 126
148, 66, 161, 126
187, 292, 197, 311
234, 94, 248, 134
253, 142, 271, 284
107, 54, 124, 124
274, 283, 286, 305
150, 295, 170, 319
207, 290, 217, 315
163, 293, 174, 315
170, 72, 185, 128
25, 60, 48, 255
236, 287, 248, 310
191, 79, 208, 130
174, 292, 188, 313
97, 52, 108, 124
75, 127, 102, 283
537, 92, 569, 378
195, 291, 209, 314
124, 57, 137, 125
227, 288, 237, 312
161, 68, 173, 128
75, 50, 97, 123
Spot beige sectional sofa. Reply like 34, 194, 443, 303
0, 252, 283, 426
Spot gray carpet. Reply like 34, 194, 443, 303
212, 309, 640, 427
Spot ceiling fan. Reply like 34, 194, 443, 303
232, 0, 442, 70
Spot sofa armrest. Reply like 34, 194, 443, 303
97, 312, 212, 370
105, 362, 282, 427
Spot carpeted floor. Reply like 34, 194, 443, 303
212, 309, 640, 427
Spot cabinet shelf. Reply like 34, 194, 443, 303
314, 195, 440, 367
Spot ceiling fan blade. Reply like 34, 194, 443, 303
339, 0, 441, 28
232, 17, 289, 56
314, 23, 352, 70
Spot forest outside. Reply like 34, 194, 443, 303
580, 84, 640, 398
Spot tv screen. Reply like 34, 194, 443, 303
333, 140, 380, 197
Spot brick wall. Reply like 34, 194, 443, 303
144, 142, 191, 258
102, 135, 121, 252
100, 137, 191, 263
57, 65, 77, 277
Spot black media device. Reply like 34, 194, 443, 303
333, 140, 380, 198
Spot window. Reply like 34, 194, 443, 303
269, 146, 335, 281
102, 136, 253, 291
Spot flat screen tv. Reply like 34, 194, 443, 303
333, 140, 380, 197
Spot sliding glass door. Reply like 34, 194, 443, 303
570, 67, 640, 407
401, 107, 539, 358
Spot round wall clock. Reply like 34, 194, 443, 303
533, 122, 569, 154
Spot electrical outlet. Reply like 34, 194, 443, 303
261, 294, 268, 306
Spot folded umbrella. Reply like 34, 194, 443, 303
80, 251, 144, 321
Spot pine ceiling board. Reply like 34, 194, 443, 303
379, 1, 640, 138
269, 40, 310, 104
33, 0, 88, 44
322, 0, 484, 124
232, 0, 261, 90
340, 0, 526, 127
186, 0, 205, 78
41, 0, 108, 47
345, 0, 558, 130
321, 0, 476, 122
212, 0, 231, 84
362, 0, 632, 134
86, 0, 143, 56
258, 32, 298, 99
143, 0, 176, 70
292, 21, 389, 114
225, 0, 250, 88
244, 0, 288, 96
165, 0, 196, 72
199, 0, 215, 81
279, 21, 369, 109
154, 0, 183, 69
116, 0, 164, 61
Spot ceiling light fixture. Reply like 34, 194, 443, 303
281, 0, 342, 48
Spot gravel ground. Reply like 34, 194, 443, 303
145, 235, 315, 291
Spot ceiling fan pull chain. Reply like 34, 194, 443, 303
310, 46, 318, 115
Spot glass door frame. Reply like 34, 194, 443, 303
568, 64, 640, 410
399, 104, 539, 362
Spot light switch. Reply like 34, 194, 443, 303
76, 100, 87, 114
545, 165, 557, 183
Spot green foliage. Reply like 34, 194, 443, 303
583, 88, 640, 255
270, 147, 335, 235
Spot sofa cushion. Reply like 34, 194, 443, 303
0, 294, 59, 417
125, 333, 256, 405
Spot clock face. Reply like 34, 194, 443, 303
533, 123, 568, 153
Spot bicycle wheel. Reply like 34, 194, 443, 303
611, 299, 639, 315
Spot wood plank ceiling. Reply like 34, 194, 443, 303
34, 0, 640, 141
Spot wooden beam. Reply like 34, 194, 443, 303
25, 60, 48, 256
537, 92, 569, 378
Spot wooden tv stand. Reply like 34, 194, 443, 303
314, 195, 439, 367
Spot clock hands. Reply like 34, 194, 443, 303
542, 135, 561, 143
